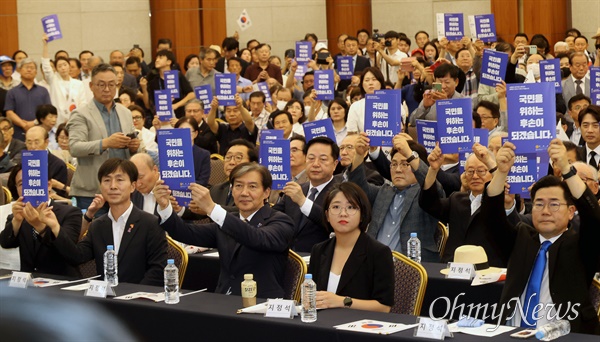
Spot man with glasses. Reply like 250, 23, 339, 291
183, 99, 217, 154
419, 141, 519, 267
269, 136, 308, 204
562, 52, 590, 105
0, 117, 25, 164
67, 63, 142, 212
273, 137, 342, 252
4, 58, 51, 141
475, 101, 503, 135
484, 139, 600, 334
349, 133, 443, 262
338, 134, 383, 185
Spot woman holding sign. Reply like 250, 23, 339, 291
308, 182, 394, 313
173, 117, 211, 187
41, 35, 86, 128
346, 67, 385, 134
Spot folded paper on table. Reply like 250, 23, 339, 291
237, 301, 301, 315
448, 323, 516, 337
335, 320, 418, 335
114, 292, 165, 302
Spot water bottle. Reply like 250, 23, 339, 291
407, 232, 421, 263
164, 259, 180, 304
301, 274, 317, 323
103, 245, 118, 286
241, 274, 257, 308
535, 320, 570, 341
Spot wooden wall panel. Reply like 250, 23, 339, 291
326, 0, 372, 56
200, 0, 227, 47
0, 0, 19, 56
490, 0, 519, 43
523, 0, 568, 54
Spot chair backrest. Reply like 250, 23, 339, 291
590, 277, 600, 321
283, 250, 307, 302
390, 251, 428, 315
0, 186, 8, 205
78, 259, 98, 279
166, 235, 188, 287
66, 163, 76, 186
435, 222, 449, 257
209, 154, 227, 187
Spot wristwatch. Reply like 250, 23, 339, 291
343, 296, 353, 308
405, 150, 419, 163
561, 165, 577, 180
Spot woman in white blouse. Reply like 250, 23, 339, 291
346, 67, 386, 134
41, 35, 86, 128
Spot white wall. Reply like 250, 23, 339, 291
225, 0, 328, 59
17, 0, 152, 64
571, 0, 600, 41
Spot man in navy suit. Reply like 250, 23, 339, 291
336, 36, 371, 92
273, 137, 341, 252
155, 162, 294, 298
49, 158, 167, 286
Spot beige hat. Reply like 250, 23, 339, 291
440, 245, 504, 275
209, 45, 222, 55
592, 28, 600, 40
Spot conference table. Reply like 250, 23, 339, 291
182, 252, 505, 320
1, 275, 597, 342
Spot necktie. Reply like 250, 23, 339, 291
308, 187, 319, 201
521, 240, 552, 328
575, 79, 583, 95
590, 151, 598, 170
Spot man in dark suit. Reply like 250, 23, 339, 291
350, 133, 442, 262
155, 162, 294, 298
576, 105, 600, 171
273, 137, 341, 252
0, 117, 25, 164
339, 134, 384, 186
49, 158, 167, 286
419, 142, 519, 267
336, 36, 371, 92
215, 37, 249, 77
0, 164, 82, 277
484, 139, 600, 334
566, 94, 591, 148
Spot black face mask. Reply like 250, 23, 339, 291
561, 67, 571, 79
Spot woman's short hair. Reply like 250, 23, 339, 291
359, 67, 385, 96
322, 182, 372, 233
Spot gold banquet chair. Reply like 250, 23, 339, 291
1, 185, 11, 204
167, 235, 188, 287
209, 154, 227, 187
66, 162, 76, 186
435, 222, 449, 257
590, 278, 600, 321
390, 251, 428, 315
283, 250, 307, 302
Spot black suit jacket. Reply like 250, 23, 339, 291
181, 180, 238, 221
48, 151, 68, 197
52, 205, 167, 286
196, 120, 218, 155
482, 189, 600, 335
273, 176, 342, 252
337, 55, 370, 91
161, 203, 295, 298
309, 232, 395, 307
215, 57, 250, 77
0, 201, 82, 277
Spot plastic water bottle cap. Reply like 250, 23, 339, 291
244, 274, 253, 280
410, 232, 417, 238
167, 259, 174, 264
535, 331, 545, 339
107, 245, 114, 250
305, 274, 312, 279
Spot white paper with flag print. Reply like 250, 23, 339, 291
237, 9, 252, 31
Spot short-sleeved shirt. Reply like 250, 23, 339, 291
185, 68, 218, 93
4, 83, 51, 140
146, 71, 194, 119
216, 122, 258, 155
243, 63, 283, 84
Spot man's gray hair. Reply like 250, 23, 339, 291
554, 41, 568, 51
91, 63, 116, 78
185, 98, 204, 109
199, 47, 218, 60
18, 58, 37, 70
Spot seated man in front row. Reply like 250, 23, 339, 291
484, 139, 600, 334
48, 158, 167, 286
154, 162, 295, 298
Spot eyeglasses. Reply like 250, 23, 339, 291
532, 201, 569, 212
579, 175, 598, 184
0, 126, 12, 132
57, 135, 69, 141
186, 109, 202, 113
339, 145, 355, 152
224, 154, 245, 162
390, 162, 410, 170
328, 204, 358, 216
94, 82, 117, 90
290, 147, 302, 154
479, 116, 495, 120
132, 116, 144, 121
581, 122, 600, 130
465, 168, 488, 178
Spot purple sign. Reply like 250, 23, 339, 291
540, 59, 562, 94
314, 70, 334, 100
436, 97, 473, 153
337, 56, 354, 80
480, 49, 508, 87
296, 41, 312, 65
42, 14, 63, 41
416, 120, 437, 154
215, 73, 236, 106
194, 85, 212, 114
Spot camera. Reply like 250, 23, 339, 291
316, 52, 331, 65
372, 29, 381, 41
126, 131, 139, 139
385, 40, 392, 47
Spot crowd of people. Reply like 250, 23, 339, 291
0, 24, 599, 334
